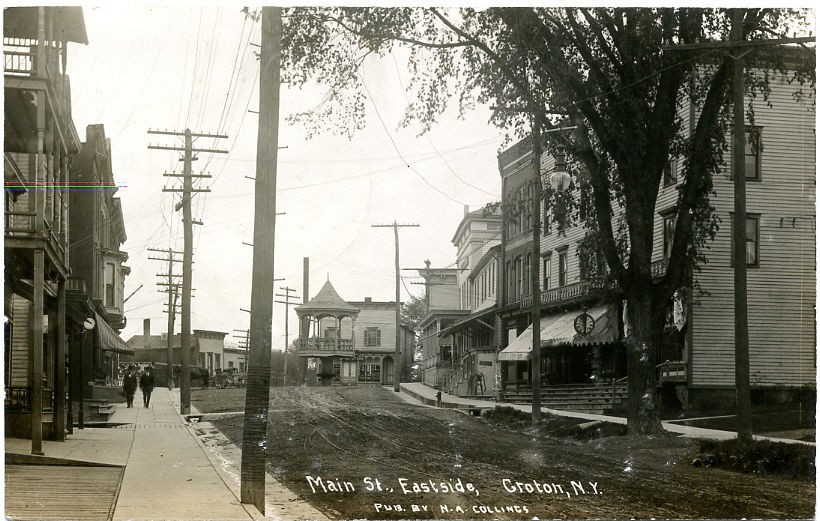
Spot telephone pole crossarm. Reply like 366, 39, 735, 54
148, 127, 229, 414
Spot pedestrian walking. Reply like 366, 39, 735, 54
140, 366, 155, 408
436, 390, 442, 407
123, 367, 137, 408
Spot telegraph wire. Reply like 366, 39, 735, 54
390, 53, 497, 198
185, 8, 205, 128
360, 73, 466, 206
195, 7, 222, 130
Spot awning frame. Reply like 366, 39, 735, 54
95, 311, 132, 355
498, 303, 619, 362
437, 306, 497, 338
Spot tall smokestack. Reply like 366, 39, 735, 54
143, 318, 150, 338
299, 257, 310, 382
464, 204, 470, 216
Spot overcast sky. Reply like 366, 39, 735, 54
66, 6, 508, 347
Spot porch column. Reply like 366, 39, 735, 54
335, 316, 340, 350
54, 279, 66, 440
67, 328, 76, 434
31, 250, 44, 455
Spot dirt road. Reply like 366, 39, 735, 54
192, 385, 814, 520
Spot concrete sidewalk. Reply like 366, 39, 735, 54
5, 387, 328, 521
169, 391, 330, 521
399, 382, 814, 445
111, 387, 257, 521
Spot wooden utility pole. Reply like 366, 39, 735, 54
149, 247, 183, 388
529, 124, 543, 427
372, 221, 419, 391
241, 6, 281, 514
148, 131, 227, 414
275, 286, 301, 386
730, 8, 752, 444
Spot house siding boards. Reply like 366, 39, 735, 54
9, 294, 31, 387
688, 74, 815, 389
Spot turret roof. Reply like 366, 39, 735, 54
294, 280, 359, 317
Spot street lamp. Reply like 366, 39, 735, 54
549, 147, 572, 192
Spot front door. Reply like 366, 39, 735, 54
381, 356, 393, 384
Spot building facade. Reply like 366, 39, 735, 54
68, 124, 131, 390
4, 7, 89, 446
295, 280, 413, 385
195, 329, 227, 375
124, 319, 206, 386
223, 345, 248, 373
452, 206, 502, 310
415, 265, 465, 388
495, 62, 815, 412
416, 207, 504, 398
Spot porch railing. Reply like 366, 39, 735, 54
3, 41, 34, 75
519, 259, 669, 309
297, 338, 354, 351
4, 386, 53, 412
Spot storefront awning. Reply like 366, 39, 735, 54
437, 306, 496, 338
95, 312, 132, 355
498, 304, 618, 361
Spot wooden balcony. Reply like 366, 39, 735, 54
4, 152, 69, 267
518, 259, 670, 310
4, 39, 71, 109
296, 338, 355, 354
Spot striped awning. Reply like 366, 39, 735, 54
498, 304, 618, 361
95, 312, 132, 354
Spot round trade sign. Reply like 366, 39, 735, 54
573, 312, 595, 336
83, 317, 96, 330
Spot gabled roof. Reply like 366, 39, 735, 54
294, 280, 360, 318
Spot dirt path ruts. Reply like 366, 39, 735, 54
193, 386, 814, 520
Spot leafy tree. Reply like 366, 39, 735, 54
279, 8, 814, 434
401, 293, 428, 382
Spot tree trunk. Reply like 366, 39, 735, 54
624, 289, 666, 435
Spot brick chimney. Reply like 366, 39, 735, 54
364, 297, 372, 303
464, 204, 470, 216
143, 318, 150, 339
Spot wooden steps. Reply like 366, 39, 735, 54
73, 399, 117, 425
502, 383, 628, 414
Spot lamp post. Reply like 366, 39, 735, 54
529, 127, 575, 428
78, 316, 95, 429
